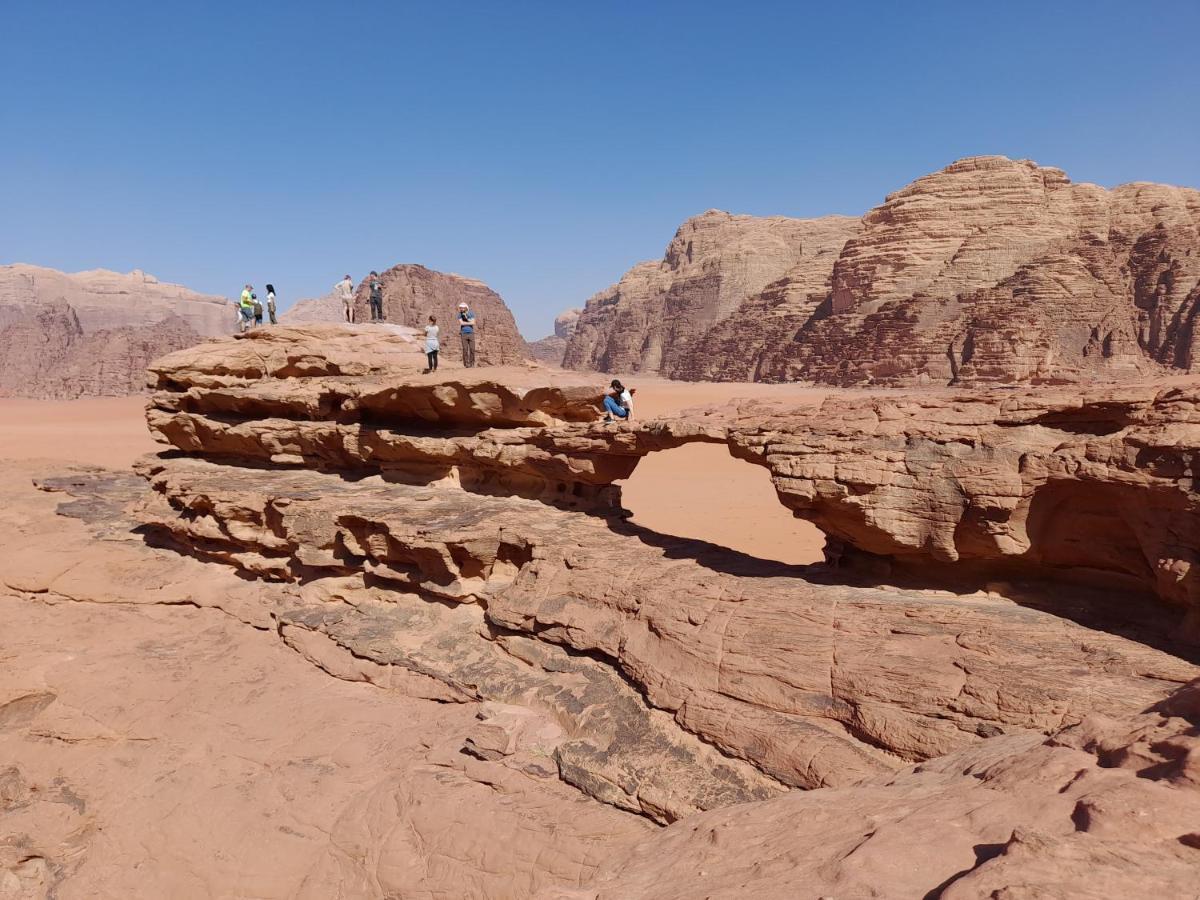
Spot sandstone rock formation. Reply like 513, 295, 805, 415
140, 329, 1200, 808
563, 157, 1200, 386
562, 211, 862, 374
283, 264, 531, 366
0, 265, 231, 399
555, 677, 1200, 899
278, 288, 343, 323
6, 324, 1200, 896
529, 307, 582, 364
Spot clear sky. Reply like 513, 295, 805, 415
3, 0, 1197, 337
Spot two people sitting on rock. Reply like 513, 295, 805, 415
424, 315, 440, 372
457, 303, 477, 367
603, 379, 634, 422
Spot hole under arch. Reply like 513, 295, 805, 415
618, 443, 826, 566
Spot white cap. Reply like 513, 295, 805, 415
457, 302, 468, 308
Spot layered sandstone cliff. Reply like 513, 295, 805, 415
562, 211, 862, 374
0, 265, 231, 399
563, 157, 1200, 385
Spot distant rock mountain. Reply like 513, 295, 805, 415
561, 156, 1200, 385
563, 211, 861, 375
279, 290, 343, 324
285, 264, 531, 366
528, 307, 581, 365
0, 265, 232, 399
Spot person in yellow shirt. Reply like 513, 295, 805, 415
237, 284, 254, 333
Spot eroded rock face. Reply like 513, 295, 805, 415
562, 211, 862, 375
553, 678, 1200, 899
717, 383, 1200, 626
562, 156, 1200, 385
0, 265, 231, 398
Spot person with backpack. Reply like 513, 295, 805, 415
252, 292, 264, 327
368, 272, 384, 322
603, 379, 634, 422
265, 284, 278, 325
457, 302, 477, 367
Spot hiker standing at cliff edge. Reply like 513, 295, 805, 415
266, 284, 278, 325
457, 302, 477, 367
368, 272, 384, 322
337, 274, 355, 324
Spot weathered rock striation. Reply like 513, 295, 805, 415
0, 264, 232, 398
553, 677, 1200, 899
564, 156, 1200, 385
529, 307, 582, 365
137, 329, 1200, 833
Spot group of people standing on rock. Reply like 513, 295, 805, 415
236, 284, 277, 332
331, 272, 478, 374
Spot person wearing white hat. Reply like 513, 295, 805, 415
457, 302, 477, 367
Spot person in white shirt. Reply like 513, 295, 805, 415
424, 315, 440, 372
603, 379, 633, 422
337, 274, 355, 323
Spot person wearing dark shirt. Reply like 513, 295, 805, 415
457, 302, 477, 367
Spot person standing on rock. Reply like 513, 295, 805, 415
252, 292, 264, 328
457, 302, 477, 367
368, 272, 384, 323
337, 274, 355, 324
238, 284, 254, 334
265, 284, 278, 325
424, 315, 440, 373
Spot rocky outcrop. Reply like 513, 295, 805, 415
557, 677, 1200, 899
0, 265, 231, 398
147, 328, 1200, 626
563, 157, 1200, 385
529, 307, 582, 365
562, 211, 862, 374
137, 329, 1200, 831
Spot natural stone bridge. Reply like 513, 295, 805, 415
147, 326, 1200, 630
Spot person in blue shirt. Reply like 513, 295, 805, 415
457, 302, 477, 367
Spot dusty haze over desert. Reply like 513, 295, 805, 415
4, 2, 1200, 898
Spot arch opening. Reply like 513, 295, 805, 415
618, 443, 826, 566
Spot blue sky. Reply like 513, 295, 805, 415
3, 0, 1197, 337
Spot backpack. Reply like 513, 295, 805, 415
253, 299, 263, 316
